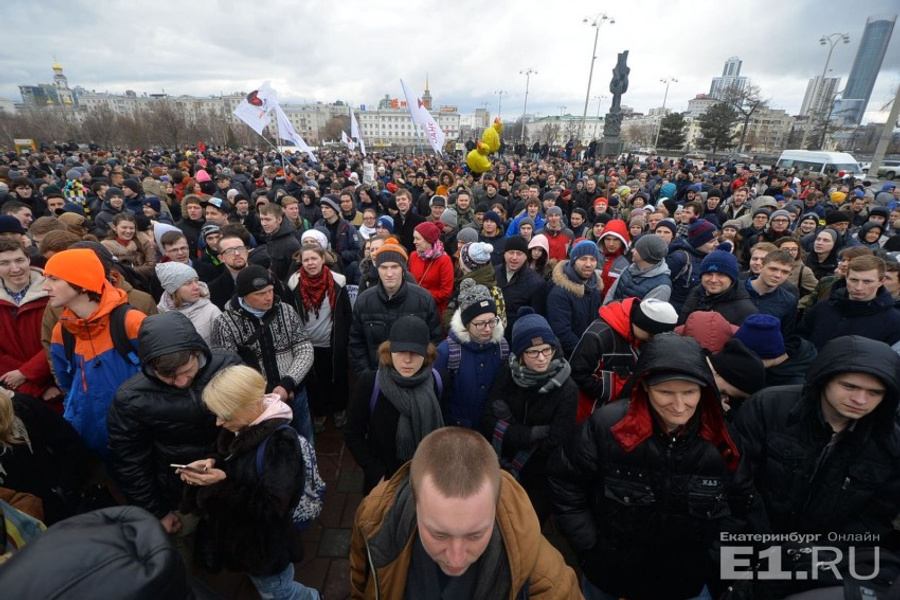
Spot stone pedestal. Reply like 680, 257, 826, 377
599, 138, 624, 158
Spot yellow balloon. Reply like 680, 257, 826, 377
481, 119, 503, 154
466, 144, 492, 173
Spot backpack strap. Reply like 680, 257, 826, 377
432, 367, 442, 398
255, 423, 293, 477
62, 304, 139, 370
499, 338, 509, 360
109, 304, 140, 366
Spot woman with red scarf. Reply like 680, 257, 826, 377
408, 221, 454, 317
595, 219, 631, 301
548, 333, 755, 600
287, 243, 353, 435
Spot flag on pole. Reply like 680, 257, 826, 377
341, 130, 356, 151
274, 105, 318, 163
350, 110, 367, 156
400, 79, 445, 155
233, 81, 278, 135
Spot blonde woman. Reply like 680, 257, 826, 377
178, 365, 320, 600
155, 262, 221, 344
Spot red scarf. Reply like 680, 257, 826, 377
299, 265, 336, 318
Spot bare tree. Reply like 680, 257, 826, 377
720, 82, 767, 153
81, 106, 118, 149
321, 115, 350, 144
143, 99, 188, 148
540, 123, 561, 145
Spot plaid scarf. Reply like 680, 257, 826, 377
299, 265, 336, 318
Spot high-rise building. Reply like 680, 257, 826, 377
832, 14, 896, 125
800, 76, 840, 117
709, 56, 748, 100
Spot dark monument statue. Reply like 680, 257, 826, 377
601, 50, 630, 156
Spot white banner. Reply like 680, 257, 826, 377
400, 79, 444, 156
232, 81, 277, 135
350, 110, 367, 156
274, 105, 318, 163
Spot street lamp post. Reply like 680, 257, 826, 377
579, 13, 614, 144
494, 90, 507, 119
815, 32, 850, 149
653, 77, 678, 150
520, 68, 537, 143
594, 95, 607, 118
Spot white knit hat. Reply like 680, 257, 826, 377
155, 262, 198, 295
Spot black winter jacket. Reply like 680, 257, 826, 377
734, 335, 900, 540
678, 280, 759, 326
494, 264, 547, 344
183, 418, 304, 575
797, 280, 900, 349
549, 334, 754, 600
108, 312, 242, 518
348, 281, 442, 373
344, 368, 450, 493
263, 218, 301, 282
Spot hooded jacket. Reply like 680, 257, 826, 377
549, 333, 753, 600
734, 336, 900, 541
108, 312, 242, 518
0, 506, 219, 600
155, 282, 221, 344
664, 237, 708, 312
570, 298, 641, 423
547, 260, 604, 357
797, 280, 900, 349
604, 258, 672, 305
0, 270, 54, 398
49, 283, 146, 456
349, 463, 581, 600
436, 310, 507, 428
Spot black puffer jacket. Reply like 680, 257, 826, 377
549, 334, 754, 600
678, 279, 759, 326
0, 506, 218, 600
108, 312, 242, 518
348, 281, 442, 373
796, 280, 900, 349
263, 218, 301, 282
183, 418, 304, 576
734, 335, 900, 539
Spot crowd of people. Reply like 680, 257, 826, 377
0, 142, 899, 599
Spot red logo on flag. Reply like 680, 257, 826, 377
246, 90, 263, 106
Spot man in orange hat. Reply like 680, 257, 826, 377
43, 248, 146, 456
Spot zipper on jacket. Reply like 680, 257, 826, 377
362, 529, 381, 600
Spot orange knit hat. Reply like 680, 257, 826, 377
43, 248, 106, 294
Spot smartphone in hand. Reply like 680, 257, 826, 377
170, 464, 206, 474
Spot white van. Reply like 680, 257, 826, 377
775, 150, 863, 177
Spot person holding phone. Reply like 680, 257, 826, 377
178, 365, 320, 600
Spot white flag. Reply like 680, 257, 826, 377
400, 79, 445, 155
341, 130, 356, 151
350, 110, 367, 156
274, 105, 318, 163
232, 81, 278, 136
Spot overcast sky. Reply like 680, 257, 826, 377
2, 0, 898, 125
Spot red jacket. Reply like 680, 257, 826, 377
408, 252, 455, 317
0, 271, 54, 399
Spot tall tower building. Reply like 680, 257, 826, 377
421, 73, 433, 110
709, 56, 747, 100
833, 14, 896, 125
800, 76, 840, 117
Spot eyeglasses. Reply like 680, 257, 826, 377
220, 246, 247, 255
166, 245, 190, 254
523, 347, 554, 359
470, 317, 500, 330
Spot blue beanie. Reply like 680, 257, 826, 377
569, 239, 601, 262
734, 313, 785, 359
376, 215, 394, 233
511, 307, 559, 356
688, 218, 718, 248
698, 250, 739, 283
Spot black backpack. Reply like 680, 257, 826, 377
61, 304, 141, 373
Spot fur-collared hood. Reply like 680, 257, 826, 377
449, 309, 505, 345
0, 269, 47, 306
551, 259, 601, 298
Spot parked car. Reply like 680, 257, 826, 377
862, 160, 900, 180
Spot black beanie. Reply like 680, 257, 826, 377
709, 339, 767, 395
235, 265, 275, 298
505, 235, 529, 255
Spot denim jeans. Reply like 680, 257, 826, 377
290, 386, 314, 445
582, 575, 712, 600
248, 563, 320, 600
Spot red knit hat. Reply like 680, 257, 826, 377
43, 248, 106, 294
415, 221, 444, 245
